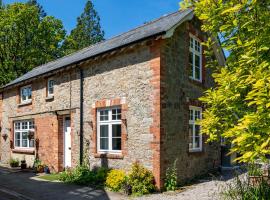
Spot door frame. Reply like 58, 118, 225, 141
63, 115, 71, 168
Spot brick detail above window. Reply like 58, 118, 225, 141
91, 98, 128, 158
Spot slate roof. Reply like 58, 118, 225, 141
3, 8, 193, 89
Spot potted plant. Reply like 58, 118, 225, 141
9, 158, 19, 168
21, 157, 27, 169
37, 164, 44, 173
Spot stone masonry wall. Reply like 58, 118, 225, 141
0, 69, 81, 170
161, 21, 220, 184
82, 44, 156, 173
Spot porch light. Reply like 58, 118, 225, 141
28, 129, 35, 140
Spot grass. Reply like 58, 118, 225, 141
39, 173, 60, 181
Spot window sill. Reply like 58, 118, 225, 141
18, 101, 32, 107
12, 148, 35, 155
94, 153, 124, 159
188, 149, 204, 156
189, 78, 206, 88
45, 95, 54, 101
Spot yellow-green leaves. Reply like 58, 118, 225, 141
183, 0, 270, 163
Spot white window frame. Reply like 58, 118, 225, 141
20, 85, 32, 104
47, 78, 55, 97
189, 34, 202, 82
97, 107, 122, 154
189, 106, 203, 152
14, 120, 35, 149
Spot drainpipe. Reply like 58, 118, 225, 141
79, 68, 84, 165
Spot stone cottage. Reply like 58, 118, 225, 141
0, 9, 225, 188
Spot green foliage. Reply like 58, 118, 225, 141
63, 0, 104, 54
0, 3, 66, 86
26, 0, 46, 18
164, 160, 178, 191
180, 0, 270, 163
247, 163, 262, 177
9, 158, 19, 167
128, 162, 156, 196
106, 169, 126, 192
59, 165, 109, 186
221, 174, 270, 200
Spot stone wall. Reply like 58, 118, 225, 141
160, 21, 220, 184
82, 44, 156, 172
0, 69, 81, 170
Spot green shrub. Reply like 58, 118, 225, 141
221, 174, 270, 200
247, 163, 262, 176
59, 165, 109, 186
9, 158, 19, 167
164, 160, 178, 191
106, 169, 126, 192
59, 165, 95, 185
128, 162, 156, 196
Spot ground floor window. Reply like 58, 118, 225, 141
14, 120, 35, 148
97, 107, 122, 153
189, 106, 202, 152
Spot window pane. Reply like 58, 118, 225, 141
15, 132, 20, 140
195, 66, 200, 80
195, 136, 200, 148
112, 108, 121, 120
112, 124, 121, 137
112, 138, 121, 150
29, 139, 34, 148
195, 125, 200, 137
100, 125, 108, 137
195, 55, 200, 67
29, 121, 34, 129
15, 140, 20, 147
15, 123, 20, 130
22, 132, 28, 147
100, 110, 109, 121
195, 111, 201, 120
189, 124, 193, 149
22, 122, 28, 130
100, 138, 109, 150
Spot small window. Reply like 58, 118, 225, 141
189, 35, 202, 82
189, 106, 202, 152
20, 85, 32, 103
14, 120, 35, 148
47, 79, 55, 96
97, 107, 122, 153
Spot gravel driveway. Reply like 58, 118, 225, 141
134, 172, 236, 200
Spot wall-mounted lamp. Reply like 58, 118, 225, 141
89, 121, 93, 129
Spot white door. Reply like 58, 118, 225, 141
64, 117, 71, 168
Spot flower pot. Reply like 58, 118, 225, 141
21, 163, 27, 169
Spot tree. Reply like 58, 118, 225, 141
63, 0, 104, 54
180, 0, 270, 163
0, 3, 66, 86
27, 0, 46, 18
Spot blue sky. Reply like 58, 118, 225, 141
3, 0, 181, 39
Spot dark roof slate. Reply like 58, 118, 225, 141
3, 8, 193, 88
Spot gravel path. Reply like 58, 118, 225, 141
134, 173, 236, 200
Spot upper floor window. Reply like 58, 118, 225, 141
47, 79, 55, 97
189, 35, 202, 82
189, 106, 202, 152
20, 85, 32, 103
97, 107, 122, 153
14, 120, 35, 148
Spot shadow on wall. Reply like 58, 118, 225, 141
0, 166, 116, 200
